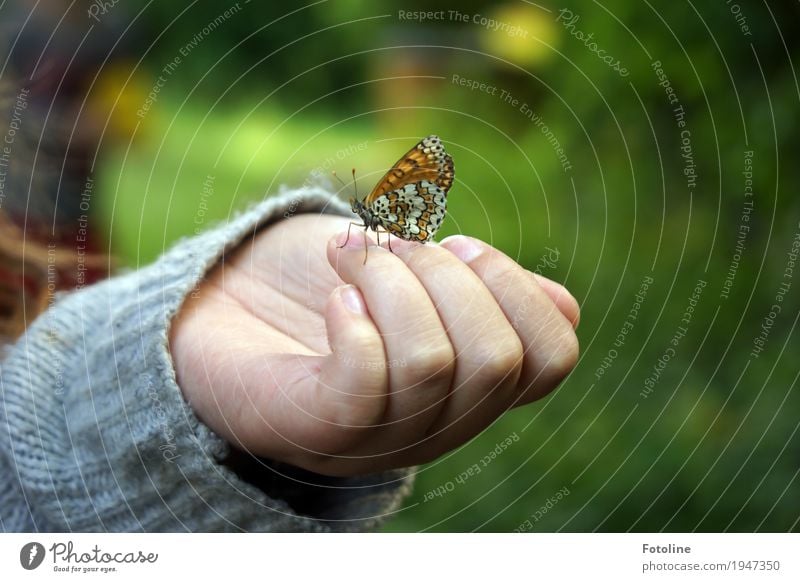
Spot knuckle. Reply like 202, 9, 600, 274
470, 336, 525, 386
324, 392, 386, 429
406, 344, 456, 386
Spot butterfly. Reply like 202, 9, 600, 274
339, 135, 455, 262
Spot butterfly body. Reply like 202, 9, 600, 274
350, 198, 381, 232
346, 135, 455, 252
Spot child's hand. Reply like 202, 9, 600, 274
170, 213, 579, 476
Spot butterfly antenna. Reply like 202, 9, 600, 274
331, 170, 348, 192
352, 168, 359, 201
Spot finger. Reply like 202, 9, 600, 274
440, 236, 580, 405
232, 284, 388, 464
533, 273, 580, 329
327, 232, 455, 445
387, 238, 523, 454
291, 285, 389, 453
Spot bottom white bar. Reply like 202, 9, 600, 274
1, 533, 797, 581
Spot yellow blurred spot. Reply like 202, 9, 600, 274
479, 4, 558, 67
86, 62, 151, 141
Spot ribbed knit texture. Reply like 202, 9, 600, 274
0, 188, 414, 532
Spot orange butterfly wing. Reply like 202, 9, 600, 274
364, 135, 455, 205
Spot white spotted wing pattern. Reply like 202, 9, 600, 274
368, 180, 448, 243
346, 135, 455, 248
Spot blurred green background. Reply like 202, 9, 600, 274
70, 1, 800, 530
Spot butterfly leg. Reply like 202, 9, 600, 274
372, 226, 393, 254
337, 222, 365, 249
362, 227, 369, 264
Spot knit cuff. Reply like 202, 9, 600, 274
0, 188, 414, 532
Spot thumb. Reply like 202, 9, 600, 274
286, 284, 388, 455
320, 284, 389, 424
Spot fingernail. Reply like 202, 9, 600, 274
442, 235, 484, 263
340, 284, 367, 315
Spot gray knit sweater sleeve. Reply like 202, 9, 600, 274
0, 188, 414, 532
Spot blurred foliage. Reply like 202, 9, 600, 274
92, 0, 799, 531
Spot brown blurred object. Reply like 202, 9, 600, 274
0, 0, 133, 341
371, 51, 448, 134
0, 212, 108, 341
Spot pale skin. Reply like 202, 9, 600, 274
169, 213, 580, 477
